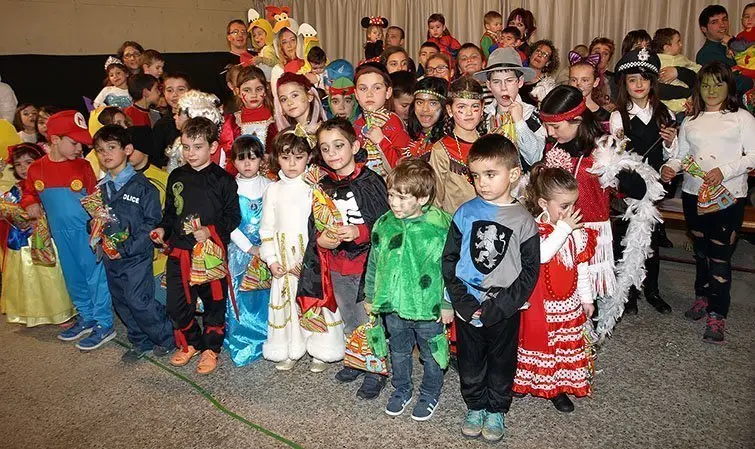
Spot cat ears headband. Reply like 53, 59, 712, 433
361, 16, 389, 28
568, 51, 600, 68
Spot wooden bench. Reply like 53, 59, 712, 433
658, 198, 755, 232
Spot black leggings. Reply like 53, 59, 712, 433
682, 193, 745, 317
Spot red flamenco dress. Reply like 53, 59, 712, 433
513, 220, 597, 399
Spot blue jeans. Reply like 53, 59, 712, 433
385, 313, 444, 400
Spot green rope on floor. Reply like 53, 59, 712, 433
113, 339, 302, 449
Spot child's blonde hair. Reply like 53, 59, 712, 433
484, 11, 502, 26
524, 162, 578, 215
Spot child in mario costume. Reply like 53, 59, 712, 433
21, 110, 114, 351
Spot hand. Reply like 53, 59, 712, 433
304, 72, 318, 85
365, 126, 384, 145
150, 228, 166, 246
25, 203, 42, 220
683, 98, 694, 115
317, 231, 340, 249
336, 225, 360, 242
438, 308, 454, 324
583, 303, 595, 318
192, 226, 211, 243
660, 166, 677, 183
704, 167, 724, 186
508, 101, 524, 123
659, 67, 678, 83
471, 308, 482, 321
562, 208, 584, 230
269, 262, 286, 278
363, 302, 373, 315
247, 246, 260, 256
659, 125, 677, 147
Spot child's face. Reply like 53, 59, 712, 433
279, 30, 298, 60
144, 61, 164, 78
238, 78, 267, 110
663, 33, 683, 56
278, 82, 312, 122
94, 139, 132, 173
428, 21, 445, 38
355, 73, 392, 112
12, 154, 35, 180
458, 47, 484, 75
36, 112, 50, 137
330, 94, 356, 119
544, 120, 580, 144
108, 67, 128, 88
569, 64, 599, 98
626, 74, 650, 102
278, 151, 309, 178
181, 134, 217, 170
252, 27, 268, 48
538, 188, 579, 224
128, 148, 148, 170
742, 6, 755, 30
419, 46, 439, 66
388, 188, 428, 219
591, 44, 612, 71
174, 110, 189, 130
310, 62, 326, 75
386, 28, 403, 46
499, 32, 521, 48
700, 74, 728, 111
51, 135, 83, 160
385, 52, 409, 73
507, 15, 527, 39
233, 153, 261, 179
469, 157, 519, 204
413, 92, 443, 131
144, 83, 161, 106
392, 93, 413, 122
487, 70, 523, 107
485, 19, 503, 34
367, 26, 383, 43
164, 78, 189, 110
112, 112, 128, 128
318, 128, 359, 176
20, 106, 37, 130
425, 57, 453, 81
447, 98, 483, 133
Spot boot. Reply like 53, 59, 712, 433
646, 292, 672, 314
624, 288, 639, 315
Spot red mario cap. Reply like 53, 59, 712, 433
46, 110, 93, 145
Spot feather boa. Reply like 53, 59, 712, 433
587, 135, 665, 338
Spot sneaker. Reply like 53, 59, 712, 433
481, 412, 506, 442
310, 358, 328, 373
152, 345, 173, 357
57, 319, 95, 342
75, 325, 116, 351
170, 345, 199, 366
275, 358, 297, 371
702, 312, 726, 345
551, 393, 575, 413
196, 350, 218, 374
335, 366, 364, 383
121, 347, 147, 363
385, 390, 412, 417
411, 397, 439, 421
684, 297, 708, 321
356, 373, 386, 400
461, 409, 486, 438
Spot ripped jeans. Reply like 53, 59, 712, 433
682, 193, 745, 317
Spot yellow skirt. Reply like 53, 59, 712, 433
1, 242, 76, 327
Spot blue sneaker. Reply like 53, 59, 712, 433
57, 318, 95, 342
481, 412, 505, 442
411, 396, 439, 422
385, 390, 412, 417
461, 409, 486, 437
75, 325, 116, 351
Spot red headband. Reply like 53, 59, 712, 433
328, 86, 355, 96
539, 99, 587, 123
6, 143, 45, 165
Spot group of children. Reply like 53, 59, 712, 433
2, 4, 754, 444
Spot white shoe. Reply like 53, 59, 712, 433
275, 358, 297, 371
310, 358, 328, 373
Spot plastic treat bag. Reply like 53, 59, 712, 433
299, 306, 328, 333
0, 195, 31, 228
344, 316, 389, 376
240, 255, 272, 291
183, 214, 227, 285
30, 215, 56, 266
681, 156, 736, 214
80, 189, 129, 259
303, 166, 343, 240
428, 329, 450, 370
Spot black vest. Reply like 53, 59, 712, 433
626, 115, 665, 172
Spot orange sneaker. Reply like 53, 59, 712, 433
196, 350, 218, 374
170, 345, 199, 367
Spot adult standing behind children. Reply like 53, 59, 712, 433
696, 5, 754, 95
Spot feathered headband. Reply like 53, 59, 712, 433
540, 99, 587, 123
568, 51, 600, 68
104, 56, 125, 70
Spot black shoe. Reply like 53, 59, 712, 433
511, 391, 526, 398
657, 226, 674, 248
551, 394, 574, 413
121, 347, 146, 363
335, 366, 364, 383
152, 345, 174, 357
646, 293, 672, 314
356, 373, 386, 400
624, 289, 639, 316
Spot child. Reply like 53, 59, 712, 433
364, 158, 453, 421
417, 41, 440, 77
166, 90, 223, 174
14, 104, 38, 144
727, 3, 755, 78
92, 125, 174, 361
124, 74, 160, 127
153, 72, 191, 168
94, 57, 132, 108
274, 72, 327, 139
491, 27, 528, 63
248, 8, 277, 73
21, 110, 114, 350
0, 143, 74, 327
513, 163, 596, 412
507, 8, 537, 56
353, 64, 411, 177
305, 46, 328, 89
652, 28, 701, 115
568, 52, 611, 126
428, 77, 484, 214
620, 29, 651, 56
426, 13, 461, 61
150, 116, 241, 374
362, 16, 389, 60
260, 130, 345, 371
442, 133, 539, 442
480, 11, 503, 58
298, 118, 389, 398
660, 62, 755, 344
380, 46, 411, 74
326, 62, 361, 123
474, 47, 546, 172
224, 135, 272, 366
140, 49, 165, 78
610, 48, 676, 315
36, 106, 59, 151
389, 70, 415, 124
406, 76, 448, 159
